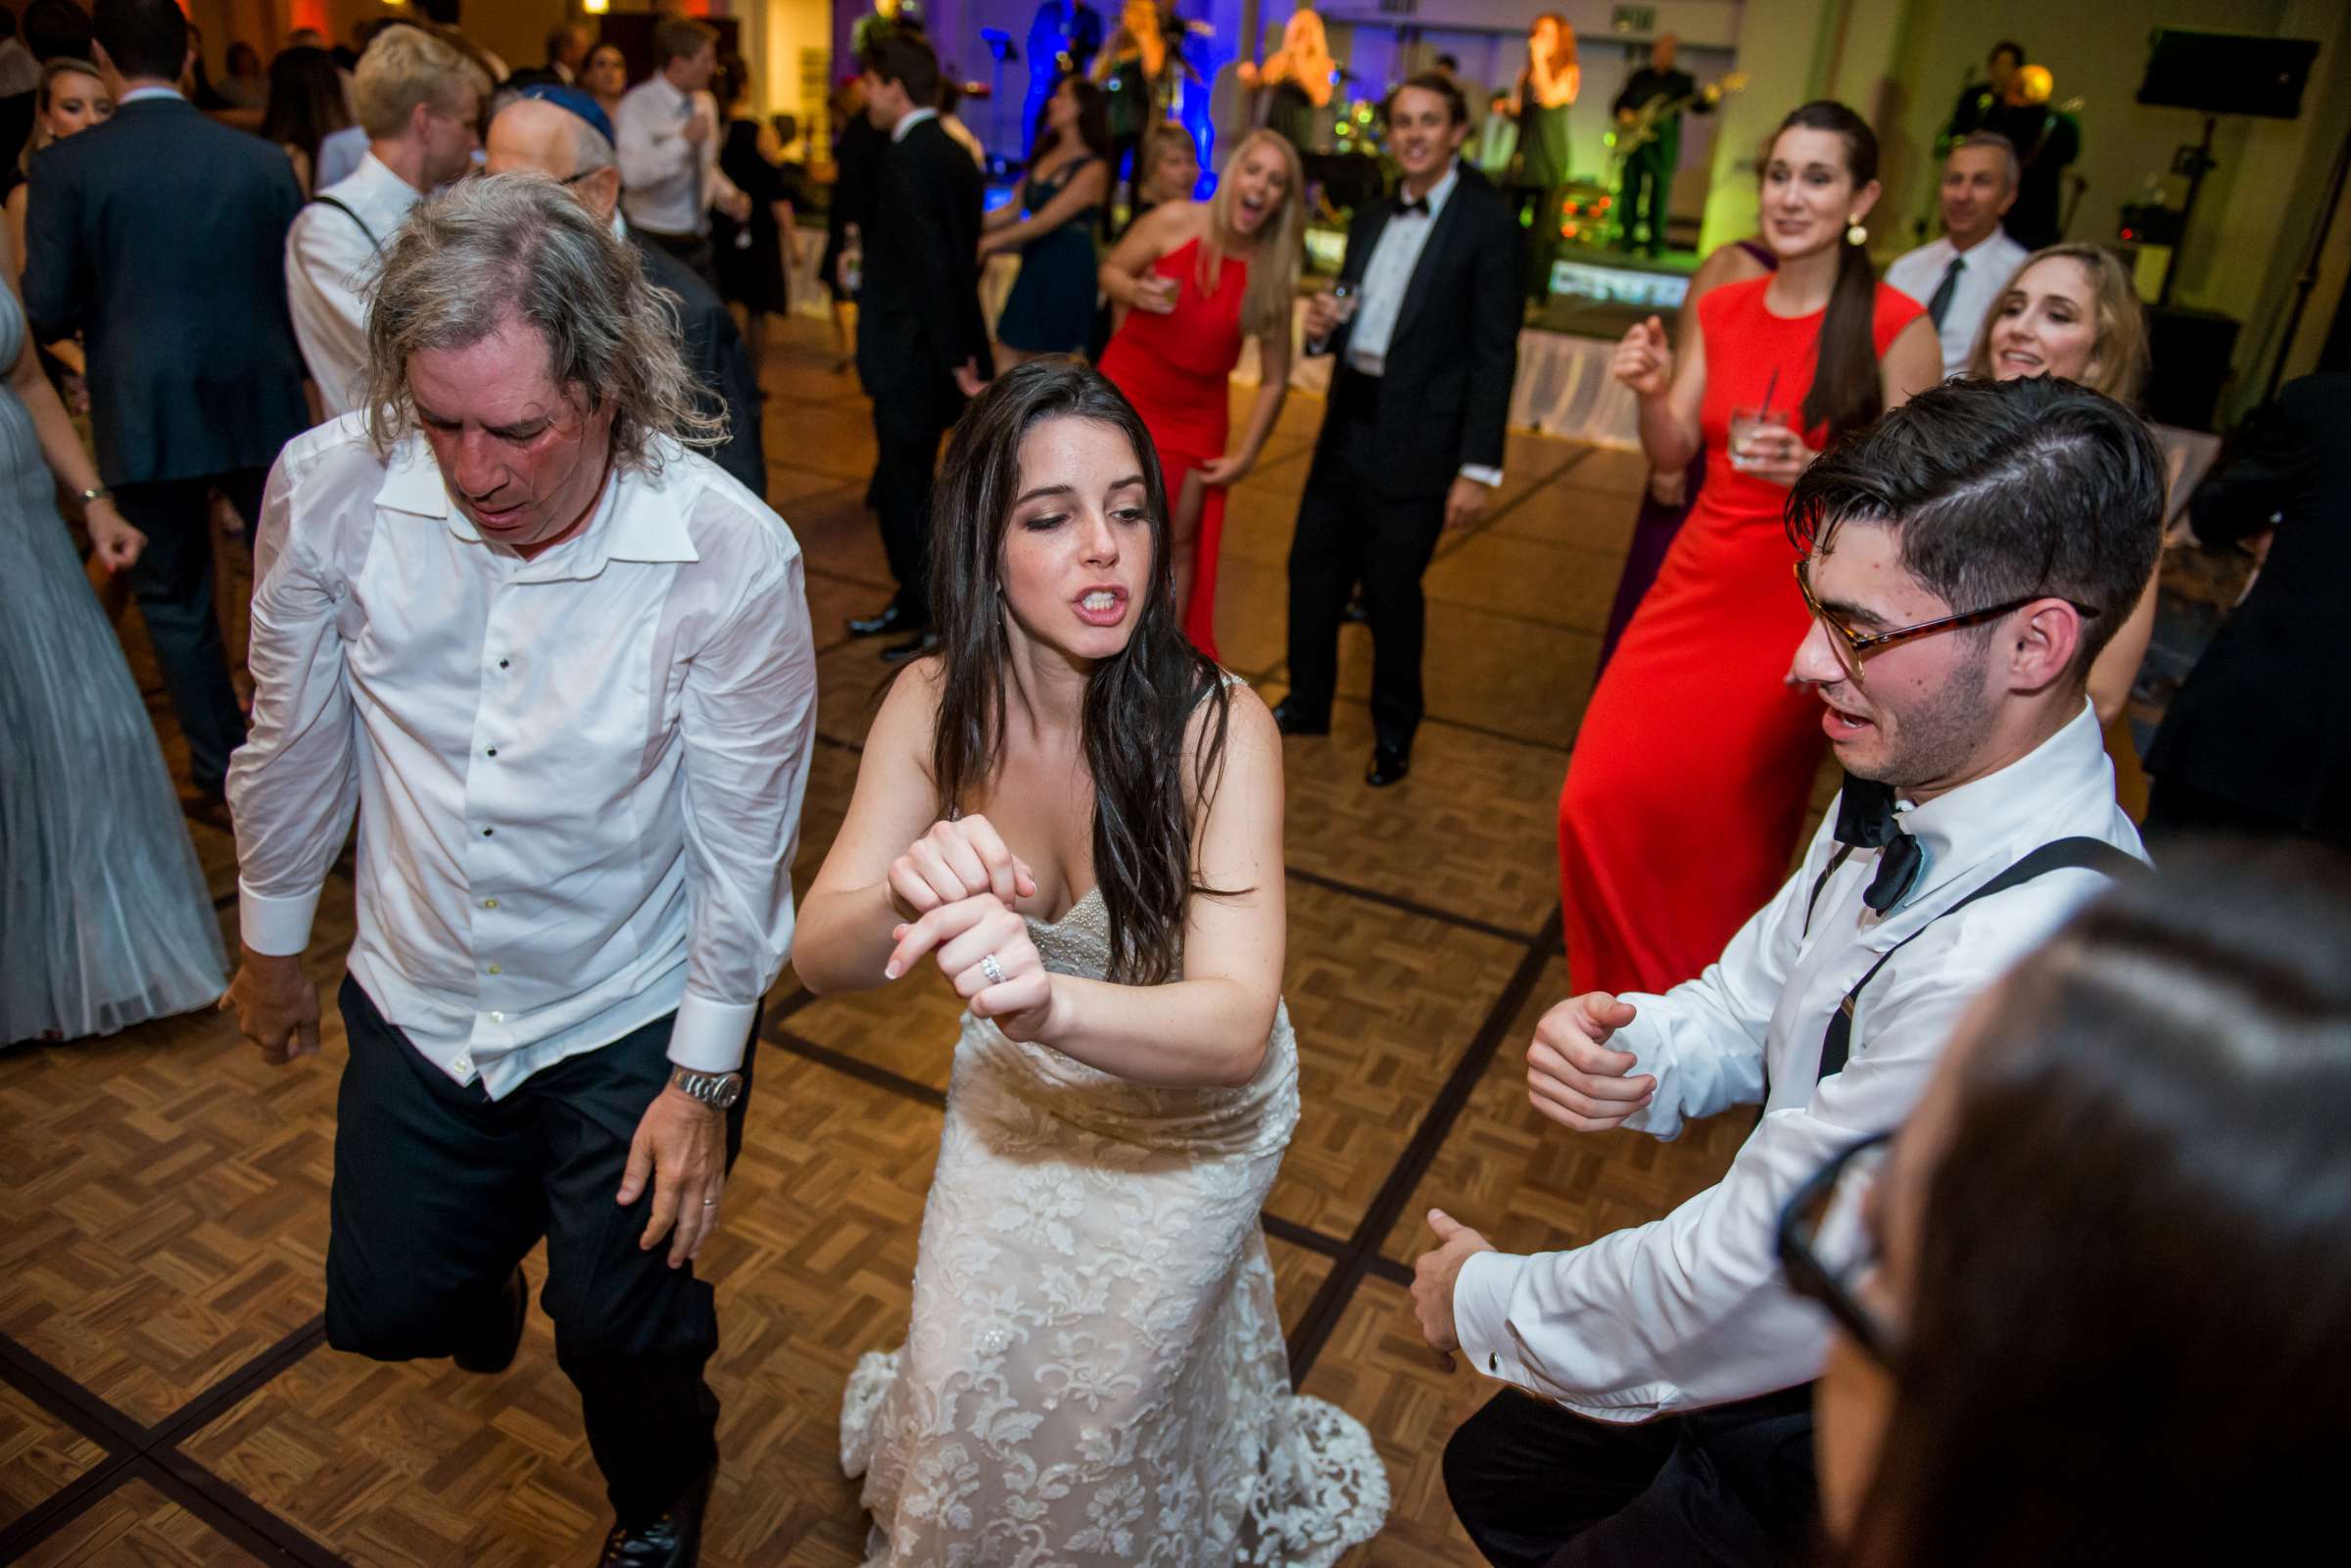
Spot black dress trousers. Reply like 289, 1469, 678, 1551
325, 977, 755, 1527
1443, 1385, 1819, 1568
1283, 368, 1451, 756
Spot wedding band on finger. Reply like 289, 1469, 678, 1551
980, 953, 1007, 986
701, 1197, 719, 1208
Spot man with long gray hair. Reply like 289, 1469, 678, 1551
219, 175, 817, 1568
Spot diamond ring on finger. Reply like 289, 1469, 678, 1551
980, 953, 1007, 986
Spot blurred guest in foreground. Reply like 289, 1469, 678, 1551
2143, 372, 2351, 848
1099, 126, 1302, 659
1799, 843, 2351, 1568
26, 0, 308, 808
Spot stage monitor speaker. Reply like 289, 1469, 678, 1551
2143, 307, 2241, 433
2136, 30, 2320, 120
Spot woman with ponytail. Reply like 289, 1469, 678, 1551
1557, 101, 1941, 994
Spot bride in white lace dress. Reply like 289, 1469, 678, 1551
794, 361, 1386, 1566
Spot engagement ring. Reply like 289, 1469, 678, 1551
981, 953, 1007, 985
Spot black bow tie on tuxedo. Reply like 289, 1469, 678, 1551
1397, 194, 1432, 216
1834, 773, 1925, 913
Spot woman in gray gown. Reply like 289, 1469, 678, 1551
0, 265, 226, 1044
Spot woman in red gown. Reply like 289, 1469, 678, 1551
1557, 103, 1943, 994
1097, 128, 1305, 659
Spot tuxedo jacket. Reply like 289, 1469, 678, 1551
855, 117, 988, 421
2145, 373, 2351, 840
1314, 166, 1519, 500
633, 231, 767, 496
24, 96, 310, 486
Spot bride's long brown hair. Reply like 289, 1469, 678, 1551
922, 359, 1233, 984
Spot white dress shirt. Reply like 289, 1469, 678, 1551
227, 415, 819, 1097
285, 152, 423, 417
1341, 160, 1501, 488
1885, 227, 2031, 378
890, 106, 940, 143
1455, 701, 2142, 1419
617, 74, 711, 236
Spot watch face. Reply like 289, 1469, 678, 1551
710, 1075, 743, 1108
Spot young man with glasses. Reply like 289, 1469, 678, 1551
1414, 375, 2160, 1566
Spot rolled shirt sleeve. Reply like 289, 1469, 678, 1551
665, 542, 819, 1072
226, 451, 361, 957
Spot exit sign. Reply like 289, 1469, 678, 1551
1612, 6, 1657, 30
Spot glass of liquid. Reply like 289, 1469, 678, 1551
1728, 406, 1794, 474
1327, 281, 1363, 322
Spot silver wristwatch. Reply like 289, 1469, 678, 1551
669, 1066, 744, 1110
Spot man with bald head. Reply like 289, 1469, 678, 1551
488, 90, 764, 494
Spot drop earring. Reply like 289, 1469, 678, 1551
1845, 216, 1868, 247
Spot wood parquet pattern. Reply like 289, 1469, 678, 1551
3, 318, 1761, 1566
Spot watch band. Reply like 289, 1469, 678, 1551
78, 486, 113, 504
668, 1065, 744, 1109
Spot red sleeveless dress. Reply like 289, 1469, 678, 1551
1557, 278, 1925, 994
1097, 235, 1249, 661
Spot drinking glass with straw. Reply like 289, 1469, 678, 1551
1729, 366, 1794, 477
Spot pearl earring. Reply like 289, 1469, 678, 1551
1845, 216, 1868, 247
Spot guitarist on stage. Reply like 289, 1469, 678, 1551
1610, 33, 1718, 257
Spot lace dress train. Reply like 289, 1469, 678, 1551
840, 888, 1388, 1565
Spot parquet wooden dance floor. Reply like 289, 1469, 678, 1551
1, 317, 1758, 1565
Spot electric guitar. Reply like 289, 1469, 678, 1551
1612, 71, 1748, 165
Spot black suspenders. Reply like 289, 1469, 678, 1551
307, 194, 381, 251
1815, 837, 2143, 1082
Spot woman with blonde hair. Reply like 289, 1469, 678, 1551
1495, 14, 1579, 296
6, 59, 112, 292
1243, 6, 1334, 154
1097, 126, 1305, 658
1966, 240, 2161, 805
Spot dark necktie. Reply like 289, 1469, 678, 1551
1397, 195, 1431, 217
1925, 255, 1965, 329
1833, 773, 1925, 913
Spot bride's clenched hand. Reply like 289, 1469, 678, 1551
884, 893, 1057, 1039
888, 816, 1039, 920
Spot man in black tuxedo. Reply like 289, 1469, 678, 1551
24, 0, 309, 808
1275, 72, 1519, 786
841, 26, 988, 662
2143, 372, 2351, 849
487, 89, 767, 499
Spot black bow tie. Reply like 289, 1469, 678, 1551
1833, 773, 1925, 913
1397, 195, 1432, 217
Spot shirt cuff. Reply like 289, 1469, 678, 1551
1455, 1249, 1533, 1386
237, 879, 321, 957
1459, 464, 1504, 488
667, 989, 755, 1073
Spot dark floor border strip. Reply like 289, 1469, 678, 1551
1260, 1213, 1349, 1261
0, 1331, 145, 1454
145, 1318, 326, 1449
1282, 866, 1537, 947
147, 1449, 357, 1568
1363, 1254, 1415, 1287
1279, 907, 1563, 1384
0, 1452, 137, 1562
762, 1022, 947, 1110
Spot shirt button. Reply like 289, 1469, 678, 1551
498, 658, 510, 669
486, 747, 498, 757
489, 1012, 504, 1023
482, 828, 494, 836
487, 962, 502, 974
456, 1055, 472, 1073
482, 898, 498, 909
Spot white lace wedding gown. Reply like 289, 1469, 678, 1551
840, 886, 1388, 1566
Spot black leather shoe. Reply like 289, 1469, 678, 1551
453, 1266, 526, 1375
598, 1463, 714, 1567
879, 631, 940, 666
846, 601, 924, 639
1270, 700, 1329, 737
1366, 745, 1411, 787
